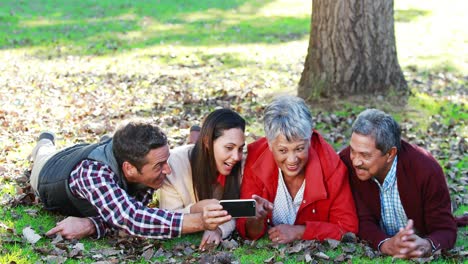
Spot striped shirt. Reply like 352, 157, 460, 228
69, 159, 183, 239
372, 156, 408, 236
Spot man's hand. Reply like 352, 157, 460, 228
199, 228, 222, 251
202, 203, 231, 231
381, 219, 432, 259
268, 224, 305, 244
190, 199, 219, 213
45, 217, 96, 240
393, 235, 432, 259
181, 203, 230, 234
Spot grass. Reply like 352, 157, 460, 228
2, 204, 466, 263
407, 91, 467, 132
395, 0, 468, 73
0, 0, 466, 263
0, 0, 310, 56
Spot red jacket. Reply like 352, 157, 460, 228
237, 131, 358, 240
339, 140, 457, 250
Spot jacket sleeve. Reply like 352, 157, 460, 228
219, 219, 236, 239
353, 186, 390, 249
420, 161, 457, 250
236, 166, 268, 240
339, 148, 388, 248
302, 162, 358, 240
159, 182, 192, 214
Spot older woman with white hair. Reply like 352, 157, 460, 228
237, 95, 358, 243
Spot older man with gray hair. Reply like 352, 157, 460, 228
339, 109, 457, 259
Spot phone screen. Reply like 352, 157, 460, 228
219, 199, 256, 218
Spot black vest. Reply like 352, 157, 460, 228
37, 139, 148, 217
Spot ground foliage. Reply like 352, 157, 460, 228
0, 45, 466, 264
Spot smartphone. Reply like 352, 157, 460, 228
219, 199, 256, 218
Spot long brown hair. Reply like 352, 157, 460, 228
190, 108, 245, 201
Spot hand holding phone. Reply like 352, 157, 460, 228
219, 199, 256, 218
252, 194, 274, 219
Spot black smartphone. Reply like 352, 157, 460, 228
219, 199, 256, 218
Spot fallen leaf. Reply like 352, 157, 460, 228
22, 226, 41, 244
325, 239, 340, 249
69, 242, 85, 258
221, 239, 239, 250
286, 242, 304, 254
341, 243, 356, 253
51, 234, 64, 244
314, 252, 329, 260
42, 255, 67, 264
142, 247, 154, 261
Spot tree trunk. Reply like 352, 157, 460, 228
299, 0, 407, 98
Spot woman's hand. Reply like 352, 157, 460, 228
252, 194, 273, 219
245, 194, 274, 239
268, 224, 305, 244
199, 228, 222, 251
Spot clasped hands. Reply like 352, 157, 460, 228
380, 219, 432, 259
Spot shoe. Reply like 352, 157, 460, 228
38, 131, 55, 144
29, 131, 55, 162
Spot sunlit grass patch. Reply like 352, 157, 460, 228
0, 182, 16, 198
1, 0, 310, 57
408, 92, 467, 134
0, 246, 40, 264
395, 0, 468, 73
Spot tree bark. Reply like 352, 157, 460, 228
299, 0, 407, 98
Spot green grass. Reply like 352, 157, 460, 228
0, 245, 40, 264
407, 92, 468, 130
0, 0, 310, 56
395, 0, 468, 73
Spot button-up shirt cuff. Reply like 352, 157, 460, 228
424, 238, 437, 252
377, 238, 391, 253
88, 216, 106, 239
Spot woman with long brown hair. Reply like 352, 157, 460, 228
160, 108, 245, 250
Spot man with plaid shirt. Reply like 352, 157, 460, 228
339, 109, 457, 259
30, 121, 230, 239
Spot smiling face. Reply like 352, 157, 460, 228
212, 128, 245, 176
124, 145, 171, 190
269, 134, 309, 179
349, 133, 394, 183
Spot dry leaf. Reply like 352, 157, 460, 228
314, 252, 329, 260
22, 226, 41, 244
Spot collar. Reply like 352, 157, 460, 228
373, 156, 398, 191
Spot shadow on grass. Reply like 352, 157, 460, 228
0, 0, 310, 56
395, 8, 431, 23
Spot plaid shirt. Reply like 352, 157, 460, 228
68, 159, 183, 239
372, 156, 408, 236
